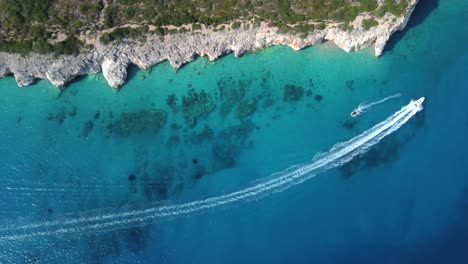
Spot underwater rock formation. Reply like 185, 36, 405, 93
46, 106, 77, 125
190, 125, 214, 144
107, 109, 167, 137
262, 96, 276, 109
315, 94, 323, 102
140, 165, 174, 202
82, 121, 94, 138
236, 98, 257, 119
182, 89, 215, 127
212, 121, 256, 168
345, 80, 355, 90
283, 84, 304, 102
343, 119, 359, 130
166, 94, 179, 112
218, 81, 245, 117
124, 226, 150, 253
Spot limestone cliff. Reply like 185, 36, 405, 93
0, 0, 419, 89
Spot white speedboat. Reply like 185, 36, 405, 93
414, 97, 425, 107
350, 108, 362, 117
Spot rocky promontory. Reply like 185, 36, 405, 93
0, 0, 419, 89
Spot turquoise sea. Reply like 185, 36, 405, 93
1, 0, 468, 263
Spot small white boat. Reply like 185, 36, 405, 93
414, 97, 425, 107
350, 108, 362, 117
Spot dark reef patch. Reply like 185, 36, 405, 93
283, 84, 304, 102
218, 81, 245, 117
182, 89, 215, 127
166, 94, 179, 112
166, 134, 181, 148
47, 101, 78, 125
68, 106, 77, 117
94, 111, 101, 120
140, 165, 174, 202
124, 226, 150, 253
170, 123, 181, 130
305, 89, 312, 97
189, 125, 214, 144
17, 116, 22, 123
345, 80, 354, 90
47, 110, 65, 124
212, 121, 256, 168
82, 120, 94, 137
107, 109, 167, 137
262, 96, 276, 109
236, 98, 257, 119
191, 164, 206, 180
128, 174, 136, 181
86, 232, 121, 262
343, 119, 359, 130
315, 94, 323, 102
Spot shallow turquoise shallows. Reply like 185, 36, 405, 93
1, 0, 468, 263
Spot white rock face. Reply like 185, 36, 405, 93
0, 0, 419, 89
102, 59, 127, 88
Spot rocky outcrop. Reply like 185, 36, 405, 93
0, 0, 418, 89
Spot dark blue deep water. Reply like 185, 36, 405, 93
1, 0, 468, 263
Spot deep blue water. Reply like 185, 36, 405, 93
1, 0, 468, 263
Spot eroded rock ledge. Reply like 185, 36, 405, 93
0, 0, 418, 89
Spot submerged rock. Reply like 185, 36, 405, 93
140, 167, 173, 202
262, 96, 276, 109
343, 119, 358, 130
82, 120, 94, 137
283, 84, 304, 102
94, 111, 101, 120
128, 174, 136, 181
124, 226, 149, 253
107, 109, 167, 137
166, 94, 179, 112
182, 89, 215, 127
236, 98, 257, 119
219, 84, 245, 116
345, 80, 354, 90
166, 134, 181, 148
212, 121, 256, 168
190, 125, 214, 144
47, 108, 67, 124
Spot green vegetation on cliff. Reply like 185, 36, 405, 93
0, 0, 409, 55
362, 18, 379, 30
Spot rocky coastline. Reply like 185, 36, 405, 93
0, 0, 419, 89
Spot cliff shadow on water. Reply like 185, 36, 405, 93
385, 0, 440, 53
125, 63, 148, 84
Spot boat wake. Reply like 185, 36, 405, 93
351, 93, 401, 117
0, 99, 423, 242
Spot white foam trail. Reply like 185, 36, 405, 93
357, 93, 401, 113
0, 100, 422, 241
2, 187, 67, 192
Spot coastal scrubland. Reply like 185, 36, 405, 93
0, 0, 409, 56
